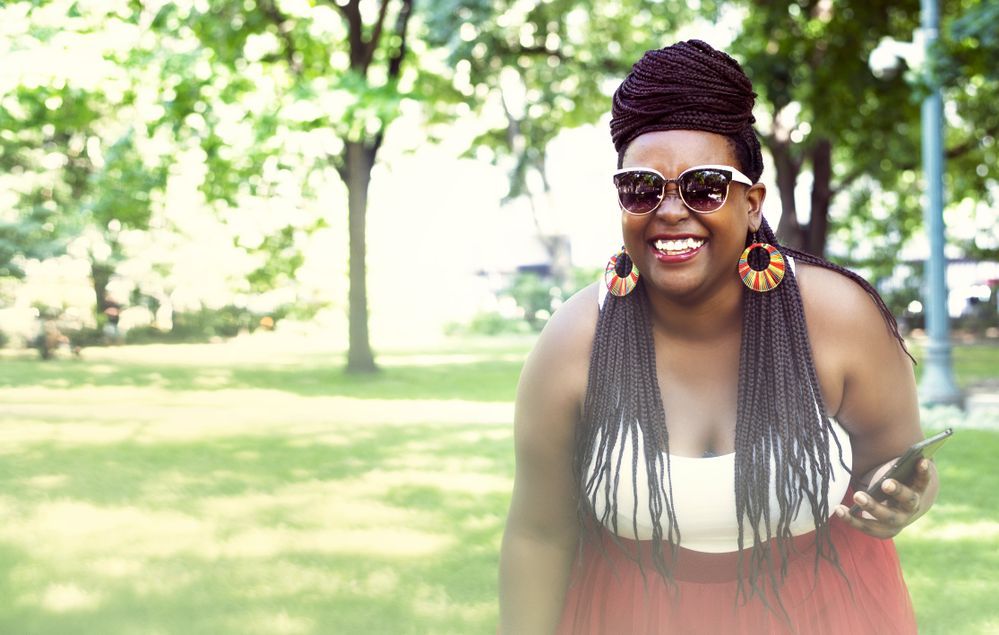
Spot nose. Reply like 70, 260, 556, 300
655, 187, 690, 223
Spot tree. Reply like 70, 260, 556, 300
427, 1, 708, 288
730, 1, 923, 257
0, 2, 167, 315
731, 0, 999, 266
935, 0, 999, 261
154, 0, 463, 374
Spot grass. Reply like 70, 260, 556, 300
0, 334, 996, 633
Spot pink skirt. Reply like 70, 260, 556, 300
557, 511, 916, 634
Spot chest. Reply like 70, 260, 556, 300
652, 334, 742, 456
651, 329, 845, 457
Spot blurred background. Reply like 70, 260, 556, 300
0, 0, 997, 633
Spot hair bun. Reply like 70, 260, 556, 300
610, 40, 758, 160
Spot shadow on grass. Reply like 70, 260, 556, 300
0, 357, 523, 402
0, 423, 515, 634
2, 424, 512, 506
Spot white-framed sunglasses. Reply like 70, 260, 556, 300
613, 164, 754, 215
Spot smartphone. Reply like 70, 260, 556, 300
850, 428, 952, 515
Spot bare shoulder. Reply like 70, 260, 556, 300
794, 260, 920, 473
514, 282, 600, 448
794, 261, 888, 339
520, 281, 600, 404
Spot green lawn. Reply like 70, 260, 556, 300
0, 336, 996, 633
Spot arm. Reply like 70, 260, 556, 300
798, 265, 939, 538
498, 285, 597, 634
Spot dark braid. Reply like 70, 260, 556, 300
575, 40, 913, 612
574, 281, 681, 581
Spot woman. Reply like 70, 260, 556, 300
498, 40, 938, 634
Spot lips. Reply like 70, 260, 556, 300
647, 234, 707, 263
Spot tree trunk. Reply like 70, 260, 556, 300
806, 138, 832, 257
545, 234, 573, 292
90, 260, 112, 315
345, 140, 378, 374
770, 140, 804, 248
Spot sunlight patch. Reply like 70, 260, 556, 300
362, 567, 400, 595
4, 501, 212, 559
91, 557, 144, 578
193, 369, 234, 388
325, 528, 451, 556
264, 610, 313, 635
232, 609, 313, 635
218, 526, 450, 558
23, 473, 69, 490
408, 582, 500, 624
363, 468, 509, 496
39, 582, 101, 612
912, 520, 999, 542
199, 481, 414, 528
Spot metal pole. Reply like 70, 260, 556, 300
918, 0, 961, 405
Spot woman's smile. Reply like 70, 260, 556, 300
648, 234, 707, 263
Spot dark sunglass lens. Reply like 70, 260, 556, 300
681, 169, 730, 212
615, 171, 663, 214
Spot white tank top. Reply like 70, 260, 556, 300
585, 421, 853, 552
590, 257, 853, 552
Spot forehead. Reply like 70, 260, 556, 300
621, 129, 736, 172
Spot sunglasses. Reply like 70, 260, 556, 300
613, 164, 754, 215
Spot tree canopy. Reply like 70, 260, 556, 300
1, 0, 995, 352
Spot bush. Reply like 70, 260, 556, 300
123, 325, 170, 345
69, 326, 106, 349
445, 312, 532, 336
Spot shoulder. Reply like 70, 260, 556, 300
794, 261, 888, 338
514, 282, 600, 447
520, 281, 600, 398
793, 260, 920, 471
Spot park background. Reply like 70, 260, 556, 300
1, 0, 997, 633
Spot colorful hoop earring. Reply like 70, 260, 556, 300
605, 247, 640, 296
738, 241, 785, 292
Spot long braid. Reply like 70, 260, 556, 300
575, 282, 680, 580
574, 39, 913, 610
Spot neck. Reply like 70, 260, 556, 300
644, 278, 744, 341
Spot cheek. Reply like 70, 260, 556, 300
620, 215, 647, 250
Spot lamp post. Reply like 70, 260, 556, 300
869, 0, 961, 406
917, 0, 961, 406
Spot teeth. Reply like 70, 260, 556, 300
654, 238, 704, 253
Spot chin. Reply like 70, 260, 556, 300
643, 273, 705, 299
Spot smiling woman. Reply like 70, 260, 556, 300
499, 39, 938, 634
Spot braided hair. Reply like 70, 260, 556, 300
575, 40, 911, 609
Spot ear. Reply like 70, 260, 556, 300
745, 182, 766, 232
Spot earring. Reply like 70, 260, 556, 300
738, 236, 785, 292
605, 246, 640, 296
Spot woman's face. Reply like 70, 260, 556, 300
618, 129, 765, 302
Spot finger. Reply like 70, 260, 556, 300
907, 458, 932, 493
851, 490, 909, 528
835, 504, 898, 539
881, 478, 921, 513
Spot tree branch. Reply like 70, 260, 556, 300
259, 0, 302, 75
386, 0, 413, 80
830, 121, 999, 196
331, 0, 366, 71
759, 130, 804, 173
360, 0, 391, 73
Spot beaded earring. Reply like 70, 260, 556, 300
605, 246, 640, 296
738, 234, 785, 292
